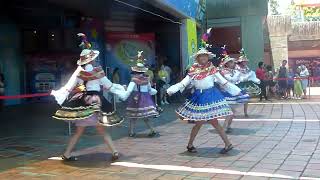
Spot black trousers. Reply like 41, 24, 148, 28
259, 80, 267, 100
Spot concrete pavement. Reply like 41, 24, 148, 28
1, 100, 320, 179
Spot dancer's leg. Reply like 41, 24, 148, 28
143, 118, 155, 133
96, 125, 117, 154
244, 103, 249, 117
209, 119, 231, 148
63, 126, 85, 158
129, 118, 136, 135
187, 121, 205, 148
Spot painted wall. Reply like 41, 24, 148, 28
0, 17, 22, 105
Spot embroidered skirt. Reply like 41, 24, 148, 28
237, 81, 261, 97
53, 91, 123, 127
126, 91, 159, 119
221, 90, 250, 105
176, 87, 233, 121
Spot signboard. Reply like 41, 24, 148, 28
105, 32, 156, 84
163, 0, 204, 19
186, 19, 198, 68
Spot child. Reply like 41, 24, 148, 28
122, 51, 159, 137
294, 67, 303, 99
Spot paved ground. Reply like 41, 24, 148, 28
1, 99, 320, 179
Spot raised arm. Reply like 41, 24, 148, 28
167, 75, 191, 95
214, 72, 241, 96
51, 66, 83, 105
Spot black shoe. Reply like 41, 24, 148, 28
111, 152, 119, 161
220, 144, 233, 154
61, 155, 77, 161
148, 131, 158, 137
129, 133, 136, 137
187, 146, 197, 153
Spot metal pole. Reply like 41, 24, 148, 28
68, 121, 71, 136
309, 77, 311, 99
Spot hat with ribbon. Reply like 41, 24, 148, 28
131, 51, 148, 73
237, 48, 249, 63
220, 45, 236, 66
76, 33, 100, 66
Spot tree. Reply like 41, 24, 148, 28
269, 0, 280, 15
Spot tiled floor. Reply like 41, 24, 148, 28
1, 100, 320, 179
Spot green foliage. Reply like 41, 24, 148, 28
269, 0, 280, 15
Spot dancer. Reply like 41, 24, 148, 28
121, 51, 159, 137
51, 33, 125, 161
167, 48, 242, 154
219, 49, 250, 132
235, 49, 261, 117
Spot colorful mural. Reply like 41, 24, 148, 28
105, 33, 156, 84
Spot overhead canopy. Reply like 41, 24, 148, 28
206, 0, 268, 19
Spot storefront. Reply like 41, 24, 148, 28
0, 0, 206, 105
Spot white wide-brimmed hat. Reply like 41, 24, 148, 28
77, 49, 100, 65
221, 56, 236, 66
192, 48, 216, 60
236, 48, 249, 63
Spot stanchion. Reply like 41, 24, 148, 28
68, 122, 72, 136
308, 77, 311, 99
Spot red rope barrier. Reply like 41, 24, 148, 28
0, 93, 50, 100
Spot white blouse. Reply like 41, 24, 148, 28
167, 72, 241, 96
121, 82, 157, 101
51, 65, 125, 105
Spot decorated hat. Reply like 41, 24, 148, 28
220, 45, 236, 66
131, 51, 148, 73
237, 48, 249, 63
77, 33, 100, 66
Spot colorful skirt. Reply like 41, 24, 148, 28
53, 91, 123, 127
176, 87, 233, 121
126, 91, 159, 119
221, 90, 250, 105
237, 81, 261, 97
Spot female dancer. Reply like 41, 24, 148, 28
235, 49, 261, 117
219, 50, 250, 132
51, 33, 125, 161
167, 48, 242, 154
121, 51, 159, 137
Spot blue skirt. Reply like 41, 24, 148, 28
176, 87, 233, 121
221, 90, 250, 105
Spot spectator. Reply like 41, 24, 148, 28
278, 60, 288, 99
265, 65, 274, 98
300, 65, 309, 99
287, 67, 294, 99
294, 67, 303, 99
256, 62, 268, 101
0, 73, 4, 111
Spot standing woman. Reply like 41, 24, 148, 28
219, 52, 250, 132
51, 33, 125, 161
236, 49, 261, 117
167, 48, 242, 154
300, 65, 309, 99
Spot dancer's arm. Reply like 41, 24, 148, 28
51, 66, 83, 105
118, 82, 136, 101
148, 82, 157, 95
167, 75, 191, 95
100, 76, 126, 99
214, 72, 241, 96
223, 70, 241, 84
